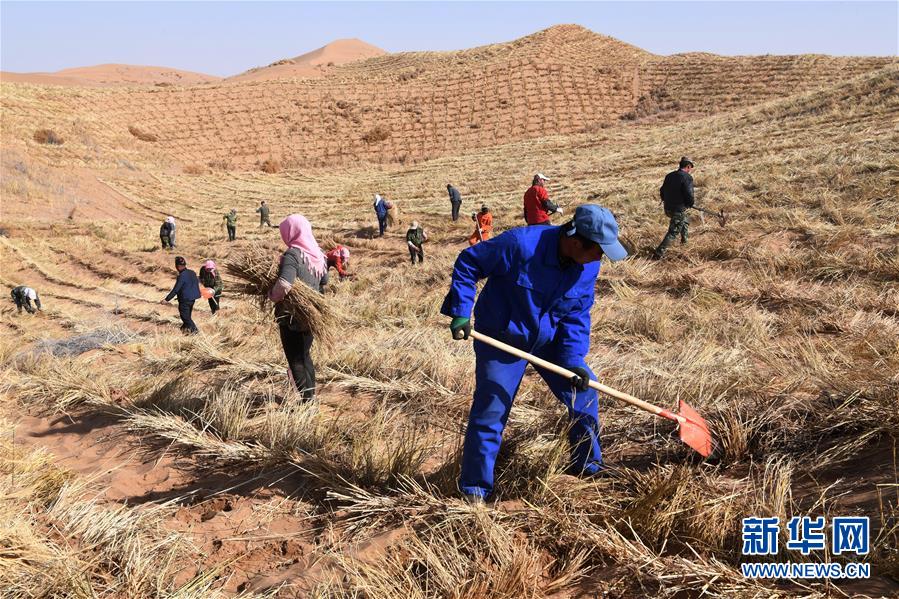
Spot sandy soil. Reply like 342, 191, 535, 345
228, 39, 386, 82
1, 64, 220, 87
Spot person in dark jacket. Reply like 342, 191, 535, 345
10, 286, 42, 314
268, 214, 329, 401
198, 259, 223, 315
257, 201, 272, 227
442, 204, 628, 503
160, 216, 175, 249
653, 157, 695, 259
161, 256, 201, 334
447, 184, 463, 221
523, 173, 562, 225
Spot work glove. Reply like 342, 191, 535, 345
556, 207, 564, 215
567, 366, 591, 392
450, 317, 471, 340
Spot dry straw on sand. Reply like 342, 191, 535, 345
226, 245, 336, 347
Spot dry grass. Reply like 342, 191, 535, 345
226, 245, 337, 347
32, 128, 63, 145
128, 125, 159, 142
0, 62, 897, 597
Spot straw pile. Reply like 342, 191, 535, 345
226, 245, 336, 346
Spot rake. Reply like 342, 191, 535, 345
692, 205, 727, 227
468, 330, 713, 457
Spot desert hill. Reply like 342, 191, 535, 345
0, 63, 220, 87
1, 24, 894, 172
228, 39, 386, 82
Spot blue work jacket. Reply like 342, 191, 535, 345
440, 225, 599, 367
374, 200, 389, 219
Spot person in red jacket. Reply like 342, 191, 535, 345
523, 173, 563, 225
326, 245, 353, 279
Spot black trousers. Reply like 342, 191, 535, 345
377, 216, 388, 236
227, 225, 236, 241
409, 244, 424, 264
279, 324, 315, 401
208, 293, 221, 314
178, 300, 199, 333
451, 200, 461, 221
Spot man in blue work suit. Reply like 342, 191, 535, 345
441, 204, 628, 503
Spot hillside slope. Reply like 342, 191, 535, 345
1, 25, 894, 171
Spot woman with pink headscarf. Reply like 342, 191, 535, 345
268, 214, 328, 401
198, 259, 223, 315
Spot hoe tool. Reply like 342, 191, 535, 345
468, 330, 713, 457
692, 206, 727, 227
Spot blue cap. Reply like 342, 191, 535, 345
572, 205, 628, 261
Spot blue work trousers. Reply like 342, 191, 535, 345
460, 338, 603, 498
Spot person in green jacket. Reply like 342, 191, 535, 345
223, 209, 238, 241
199, 260, 223, 314
406, 220, 427, 265
256, 201, 272, 227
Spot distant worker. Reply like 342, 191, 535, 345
653, 156, 695, 259
468, 204, 493, 246
406, 220, 427, 265
10, 286, 42, 314
223, 209, 238, 241
447, 183, 463, 221
268, 214, 329, 401
373, 194, 392, 237
257, 201, 272, 228
523, 173, 562, 226
326, 245, 353, 280
441, 204, 628, 503
160, 216, 176, 250
161, 256, 200, 334
198, 259, 223, 315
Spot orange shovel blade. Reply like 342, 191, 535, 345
677, 399, 713, 457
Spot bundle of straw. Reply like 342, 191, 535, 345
226, 245, 335, 347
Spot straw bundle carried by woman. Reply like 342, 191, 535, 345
226, 245, 335, 346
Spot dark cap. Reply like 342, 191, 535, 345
679, 156, 695, 168
175, 256, 186, 266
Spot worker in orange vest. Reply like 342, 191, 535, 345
469, 204, 493, 246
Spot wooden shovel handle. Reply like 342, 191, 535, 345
469, 330, 681, 423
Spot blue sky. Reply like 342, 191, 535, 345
2, 1, 896, 76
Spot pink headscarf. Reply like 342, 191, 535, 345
279, 214, 326, 278
203, 260, 216, 273
338, 246, 350, 260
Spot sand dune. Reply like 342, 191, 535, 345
2, 63, 220, 87
228, 38, 386, 82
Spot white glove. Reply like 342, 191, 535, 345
556, 207, 564, 215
